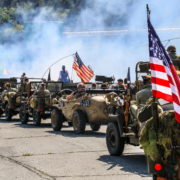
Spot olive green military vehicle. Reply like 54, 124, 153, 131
51, 87, 125, 134
106, 61, 150, 155
20, 81, 77, 126
106, 61, 180, 180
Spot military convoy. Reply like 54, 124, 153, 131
0, 57, 179, 179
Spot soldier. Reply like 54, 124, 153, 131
2, 82, 16, 98
167, 45, 180, 75
18, 77, 29, 96
167, 45, 177, 60
30, 82, 50, 109
34, 82, 50, 96
117, 79, 125, 89
136, 75, 152, 107
66, 83, 86, 100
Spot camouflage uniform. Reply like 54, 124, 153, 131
140, 109, 180, 160
139, 101, 180, 179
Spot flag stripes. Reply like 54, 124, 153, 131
73, 53, 94, 83
148, 16, 180, 123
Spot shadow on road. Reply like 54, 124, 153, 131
98, 154, 150, 177
14, 122, 52, 129
0, 119, 20, 123
46, 129, 105, 138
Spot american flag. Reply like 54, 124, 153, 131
73, 52, 94, 83
148, 15, 180, 123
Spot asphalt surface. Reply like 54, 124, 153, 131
0, 116, 152, 180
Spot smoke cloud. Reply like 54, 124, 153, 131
0, 0, 180, 82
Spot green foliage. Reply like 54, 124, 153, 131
0, 0, 81, 36
0, 7, 16, 24
0, 0, 82, 33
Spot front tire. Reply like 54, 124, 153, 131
5, 108, 13, 121
106, 122, 125, 156
90, 123, 101, 131
33, 110, 41, 126
72, 110, 86, 134
51, 109, 63, 131
0, 108, 3, 116
20, 105, 29, 124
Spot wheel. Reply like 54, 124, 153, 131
51, 109, 63, 131
106, 122, 125, 156
0, 108, 3, 116
5, 108, 13, 121
20, 106, 29, 124
33, 110, 41, 126
72, 110, 86, 134
90, 123, 101, 131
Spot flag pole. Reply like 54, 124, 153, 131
146, 4, 159, 138
42, 53, 75, 79
146, 4, 151, 18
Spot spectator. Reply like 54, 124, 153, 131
58, 65, 70, 83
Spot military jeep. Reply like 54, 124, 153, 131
20, 81, 77, 126
105, 61, 180, 180
51, 88, 125, 134
106, 61, 150, 155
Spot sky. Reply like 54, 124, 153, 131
0, 0, 180, 82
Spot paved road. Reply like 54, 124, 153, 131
0, 116, 151, 180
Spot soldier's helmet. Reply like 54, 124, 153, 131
167, 45, 176, 53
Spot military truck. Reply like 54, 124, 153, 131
20, 81, 77, 126
51, 86, 125, 134
105, 61, 180, 180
